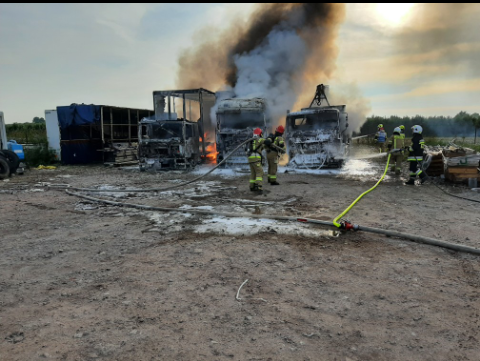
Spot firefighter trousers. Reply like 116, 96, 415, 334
249, 161, 264, 190
390, 154, 403, 175
267, 151, 279, 183
408, 159, 426, 180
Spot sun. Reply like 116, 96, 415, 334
376, 3, 415, 26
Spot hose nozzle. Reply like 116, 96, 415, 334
341, 219, 359, 231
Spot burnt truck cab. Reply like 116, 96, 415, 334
138, 116, 200, 171
215, 97, 268, 168
286, 84, 349, 169
138, 88, 215, 171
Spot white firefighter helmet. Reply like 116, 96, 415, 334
411, 125, 423, 134
393, 127, 401, 134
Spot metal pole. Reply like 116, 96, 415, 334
128, 109, 131, 144
167, 95, 171, 119
199, 91, 206, 156
183, 93, 186, 120
110, 108, 113, 142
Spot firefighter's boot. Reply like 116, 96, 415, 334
404, 178, 415, 185
250, 184, 258, 192
270, 181, 280, 185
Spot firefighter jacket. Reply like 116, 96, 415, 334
388, 134, 405, 152
266, 135, 286, 154
375, 129, 387, 143
248, 138, 266, 163
408, 133, 425, 161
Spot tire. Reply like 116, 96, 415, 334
0, 156, 10, 180
0, 150, 20, 175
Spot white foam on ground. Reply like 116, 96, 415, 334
148, 211, 193, 224
192, 164, 243, 178
194, 216, 338, 238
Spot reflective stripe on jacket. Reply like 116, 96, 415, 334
248, 138, 265, 162
389, 134, 405, 151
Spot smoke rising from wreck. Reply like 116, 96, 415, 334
394, 3, 480, 78
175, 3, 371, 132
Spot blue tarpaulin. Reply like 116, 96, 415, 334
57, 104, 103, 165
57, 104, 102, 129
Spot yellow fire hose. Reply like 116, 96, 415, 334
333, 153, 392, 228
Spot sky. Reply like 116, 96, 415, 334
1, 3, 479, 128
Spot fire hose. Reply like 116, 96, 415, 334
332, 151, 394, 228
65, 188, 480, 255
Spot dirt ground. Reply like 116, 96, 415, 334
1, 154, 480, 361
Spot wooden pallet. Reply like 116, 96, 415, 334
426, 152, 444, 176
445, 166, 480, 184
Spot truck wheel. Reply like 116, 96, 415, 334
0, 157, 10, 179
1, 150, 20, 175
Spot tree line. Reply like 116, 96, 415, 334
5, 122, 47, 144
357, 111, 480, 143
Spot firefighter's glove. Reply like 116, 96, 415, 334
264, 138, 272, 146
387, 144, 392, 151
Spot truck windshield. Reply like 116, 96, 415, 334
145, 122, 183, 139
217, 113, 264, 129
289, 110, 338, 131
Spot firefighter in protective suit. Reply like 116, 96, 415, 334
248, 128, 267, 192
374, 124, 387, 153
405, 125, 427, 185
264, 125, 286, 185
387, 127, 405, 175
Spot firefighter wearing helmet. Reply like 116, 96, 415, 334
374, 123, 387, 153
405, 125, 427, 185
399, 125, 406, 139
264, 125, 286, 185
248, 128, 267, 192
387, 126, 405, 175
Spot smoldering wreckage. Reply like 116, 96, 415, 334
2, 83, 480, 360
2, 82, 480, 248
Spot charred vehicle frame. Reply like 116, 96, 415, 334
286, 84, 350, 169
138, 89, 215, 171
215, 97, 269, 168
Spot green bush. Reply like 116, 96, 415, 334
23, 145, 58, 167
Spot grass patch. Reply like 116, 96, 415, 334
23, 144, 59, 167
424, 137, 480, 153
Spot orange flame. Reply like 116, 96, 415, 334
201, 132, 218, 162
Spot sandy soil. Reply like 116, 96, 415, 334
1, 154, 480, 361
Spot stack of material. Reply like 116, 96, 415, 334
443, 145, 480, 184
425, 151, 444, 176
103, 142, 138, 166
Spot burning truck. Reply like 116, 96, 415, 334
215, 97, 270, 168
138, 89, 215, 171
286, 84, 350, 169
